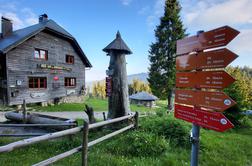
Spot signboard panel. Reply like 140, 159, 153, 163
175, 89, 236, 111
176, 71, 235, 89
176, 26, 239, 55
174, 104, 234, 132
106, 77, 112, 97
176, 48, 238, 71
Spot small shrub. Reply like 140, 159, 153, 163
141, 115, 190, 148
104, 131, 168, 157
224, 105, 244, 128
156, 108, 166, 117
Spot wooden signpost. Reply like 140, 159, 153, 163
105, 77, 112, 97
174, 26, 239, 166
175, 104, 234, 132
176, 70, 235, 89
176, 26, 239, 55
175, 89, 236, 112
176, 48, 238, 71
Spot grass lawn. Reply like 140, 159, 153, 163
29, 97, 157, 113
0, 114, 251, 166
0, 97, 251, 166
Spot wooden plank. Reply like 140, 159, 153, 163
0, 126, 82, 153
176, 48, 238, 71
176, 70, 235, 89
32, 124, 134, 166
176, 26, 239, 55
89, 114, 134, 129
6, 32, 86, 105
82, 120, 89, 166
0, 114, 134, 153
175, 104, 234, 132
0, 123, 76, 127
175, 89, 236, 112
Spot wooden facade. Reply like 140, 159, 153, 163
0, 16, 91, 106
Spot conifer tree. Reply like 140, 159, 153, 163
148, 0, 186, 109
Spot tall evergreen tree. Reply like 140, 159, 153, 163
148, 0, 186, 109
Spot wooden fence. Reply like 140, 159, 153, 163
0, 112, 139, 166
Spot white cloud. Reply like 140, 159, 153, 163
21, 8, 38, 25
138, 6, 150, 15
0, 2, 37, 31
121, 0, 133, 6
86, 69, 106, 82
1, 12, 24, 29
182, 0, 252, 29
180, 0, 252, 67
146, 0, 165, 30
229, 29, 252, 57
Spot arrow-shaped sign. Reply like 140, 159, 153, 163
175, 89, 236, 112
176, 26, 239, 55
176, 48, 238, 71
176, 70, 235, 89
175, 104, 234, 132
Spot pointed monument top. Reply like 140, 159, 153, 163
103, 31, 132, 55
116, 31, 121, 39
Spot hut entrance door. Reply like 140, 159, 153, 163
0, 55, 7, 105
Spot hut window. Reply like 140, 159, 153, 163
34, 49, 48, 60
65, 77, 76, 87
29, 77, 47, 89
66, 55, 74, 64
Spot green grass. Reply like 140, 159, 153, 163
28, 97, 156, 113
1, 98, 252, 165
0, 113, 252, 166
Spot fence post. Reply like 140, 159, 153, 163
134, 112, 139, 129
103, 112, 106, 121
22, 100, 27, 123
82, 119, 89, 166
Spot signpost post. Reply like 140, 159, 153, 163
175, 26, 239, 166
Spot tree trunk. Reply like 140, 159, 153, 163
108, 52, 130, 119
167, 89, 172, 110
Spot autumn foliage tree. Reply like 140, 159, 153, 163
92, 81, 106, 99
128, 79, 151, 95
224, 66, 252, 127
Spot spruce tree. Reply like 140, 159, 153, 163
148, 0, 186, 109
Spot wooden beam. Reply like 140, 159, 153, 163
134, 112, 139, 129
88, 124, 134, 147
32, 124, 134, 166
0, 123, 76, 127
89, 114, 134, 130
0, 114, 135, 153
0, 134, 47, 137
0, 126, 83, 153
32, 146, 82, 166
82, 120, 89, 166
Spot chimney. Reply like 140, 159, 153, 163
39, 14, 48, 23
1, 17, 13, 38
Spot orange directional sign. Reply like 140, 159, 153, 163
176, 48, 238, 71
176, 70, 235, 89
176, 26, 240, 55
175, 89, 236, 112
175, 104, 234, 132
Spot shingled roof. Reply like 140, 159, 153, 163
103, 31, 132, 54
0, 18, 92, 67
129, 91, 158, 101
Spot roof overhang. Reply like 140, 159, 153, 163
2, 26, 92, 67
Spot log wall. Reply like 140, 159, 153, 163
5, 31, 86, 105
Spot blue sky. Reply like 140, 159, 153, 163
0, 0, 251, 81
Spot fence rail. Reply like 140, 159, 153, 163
0, 123, 76, 127
0, 112, 138, 166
